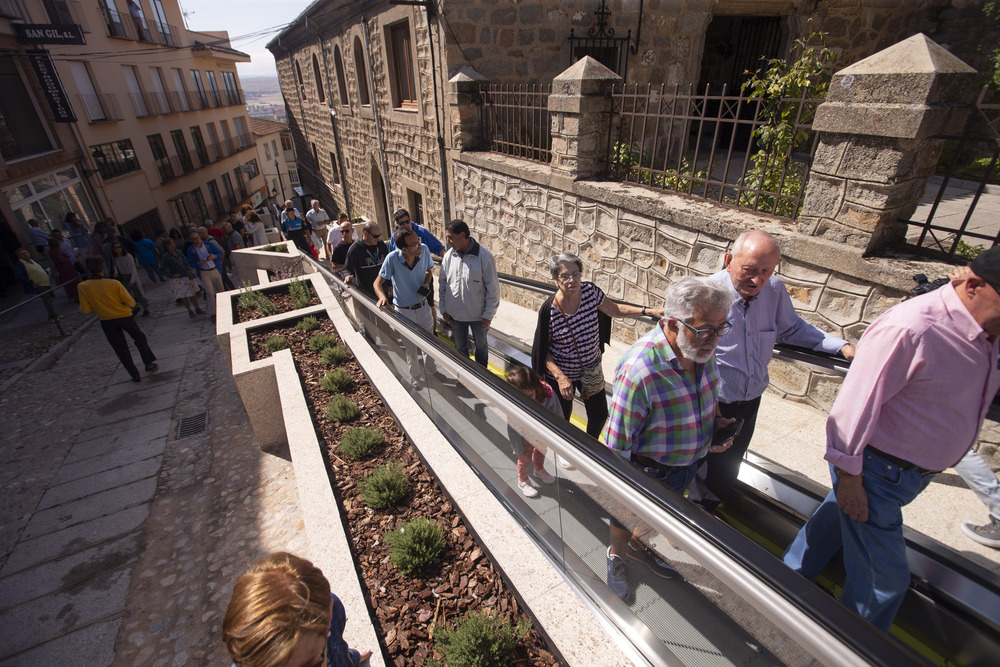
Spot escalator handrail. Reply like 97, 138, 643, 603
309, 257, 924, 667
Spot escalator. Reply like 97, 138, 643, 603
308, 256, 1000, 666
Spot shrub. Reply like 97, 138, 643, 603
288, 277, 312, 309
264, 335, 288, 351
360, 462, 408, 510
321, 368, 352, 393
309, 332, 338, 351
238, 282, 277, 316
321, 345, 350, 365
385, 517, 446, 575
325, 395, 360, 422
296, 316, 319, 331
338, 427, 384, 460
431, 611, 529, 667
260, 243, 288, 253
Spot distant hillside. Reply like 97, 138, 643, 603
240, 76, 280, 94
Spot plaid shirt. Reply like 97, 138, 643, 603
602, 323, 719, 467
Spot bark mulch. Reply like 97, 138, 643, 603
249, 316, 560, 666
234, 284, 319, 323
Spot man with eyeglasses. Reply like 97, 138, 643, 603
602, 276, 737, 600
344, 222, 389, 301
390, 209, 444, 330
784, 246, 1000, 632
688, 230, 855, 514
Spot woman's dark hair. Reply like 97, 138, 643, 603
506, 365, 547, 404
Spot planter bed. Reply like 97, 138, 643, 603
248, 319, 559, 666
233, 282, 319, 323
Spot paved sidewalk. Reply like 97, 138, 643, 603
0, 280, 308, 665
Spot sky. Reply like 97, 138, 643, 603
178, 0, 313, 78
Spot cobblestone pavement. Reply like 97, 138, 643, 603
0, 279, 309, 666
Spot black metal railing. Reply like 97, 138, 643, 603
480, 83, 552, 163
907, 86, 1000, 259
608, 83, 820, 220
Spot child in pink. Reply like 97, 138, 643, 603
506, 366, 560, 497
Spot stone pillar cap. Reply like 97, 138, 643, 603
448, 66, 487, 85
553, 56, 622, 96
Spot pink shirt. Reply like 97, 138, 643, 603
825, 283, 999, 475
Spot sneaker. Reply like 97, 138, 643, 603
518, 480, 539, 498
962, 517, 1000, 549
558, 455, 575, 470
626, 542, 678, 579
532, 466, 555, 485
606, 547, 629, 600
145, 362, 158, 372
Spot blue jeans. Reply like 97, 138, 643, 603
610, 459, 698, 529
142, 263, 164, 283
450, 319, 488, 367
783, 452, 933, 632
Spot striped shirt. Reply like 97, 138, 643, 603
602, 323, 720, 467
548, 282, 605, 381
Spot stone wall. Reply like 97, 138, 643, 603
440, 0, 993, 86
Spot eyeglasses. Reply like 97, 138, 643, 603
369, 231, 381, 238
557, 271, 581, 282
677, 319, 733, 340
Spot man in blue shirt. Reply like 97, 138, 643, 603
389, 209, 444, 332
687, 230, 856, 512
375, 228, 435, 389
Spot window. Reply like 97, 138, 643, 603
219, 120, 233, 153
148, 67, 169, 113
126, 0, 151, 42
221, 71, 240, 106
312, 54, 325, 104
69, 61, 105, 122
206, 71, 221, 107
244, 158, 260, 179
206, 180, 224, 219
334, 46, 349, 107
90, 139, 140, 180
5, 167, 98, 236
149, 0, 173, 46
99, 0, 126, 39
190, 187, 209, 222
190, 70, 207, 108
233, 166, 246, 198
0, 58, 54, 160
311, 142, 318, 171
221, 172, 236, 208
43, 0, 73, 24
295, 60, 306, 100
147, 133, 172, 181
271, 139, 278, 157
206, 122, 221, 158
407, 189, 424, 225
387, 22, 417, 109
289, 169, 300, 187
233, 116, 249, 149
168, 195, 190, 227
264, 141, 271, 160
353, 37, 370, 106
329, 152, 340, 185
170, 129, 193, 172
280, 133, 292, 151
190, 126, 209, 165
170, 68, 190, 111
122, 65, 149, 117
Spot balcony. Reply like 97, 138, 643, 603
154, 152, 206, 184
77, 93, 124, 122
102, 7, 178, 47
0, 0, 23, 19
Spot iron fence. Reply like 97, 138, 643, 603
480, 83, 552, 163
608, 83, 821, 219
907, 86, 1000, 259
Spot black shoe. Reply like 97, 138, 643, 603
145, 362, 158, 372
626, 542, 678, 579
142, 310, 151, 317
131, 375, 141, 383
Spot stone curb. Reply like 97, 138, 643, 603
0, 315, 98, 395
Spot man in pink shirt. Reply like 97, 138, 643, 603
783, 246, 1000, 632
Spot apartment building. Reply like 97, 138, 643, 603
248, 117, 300, 215
1, 0, 265, 254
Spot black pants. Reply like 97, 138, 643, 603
100, 316, 156, 380
554, 378, 609, 439
687, 396, 761, 511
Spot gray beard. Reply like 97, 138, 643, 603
675, 333, 716, 365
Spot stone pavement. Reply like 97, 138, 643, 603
0, 279, 308, 666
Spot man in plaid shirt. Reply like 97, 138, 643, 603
602, 276, 737, 600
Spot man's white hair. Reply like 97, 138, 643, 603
663, 276, 734, 321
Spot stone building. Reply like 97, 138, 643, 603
0, 0, 266, 258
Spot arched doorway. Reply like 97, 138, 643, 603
370, 162, 390, 235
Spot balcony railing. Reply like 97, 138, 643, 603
233, 133, 253, 151
224, 90, 245, 107
101, 6, 178, 46
76, 93, 124, 122
0, 0, 23, 19
154, 153, 206, 184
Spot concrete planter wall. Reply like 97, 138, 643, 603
232, 241, 311, 286
216, 272, 335, 451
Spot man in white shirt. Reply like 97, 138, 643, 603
306, 200, 331, 259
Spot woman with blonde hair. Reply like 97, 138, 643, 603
223, 552, 371, 667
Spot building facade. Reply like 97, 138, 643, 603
1, 0, 265, 258
248, 117, 299, 216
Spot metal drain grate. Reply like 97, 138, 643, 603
176, 411, 209, 439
